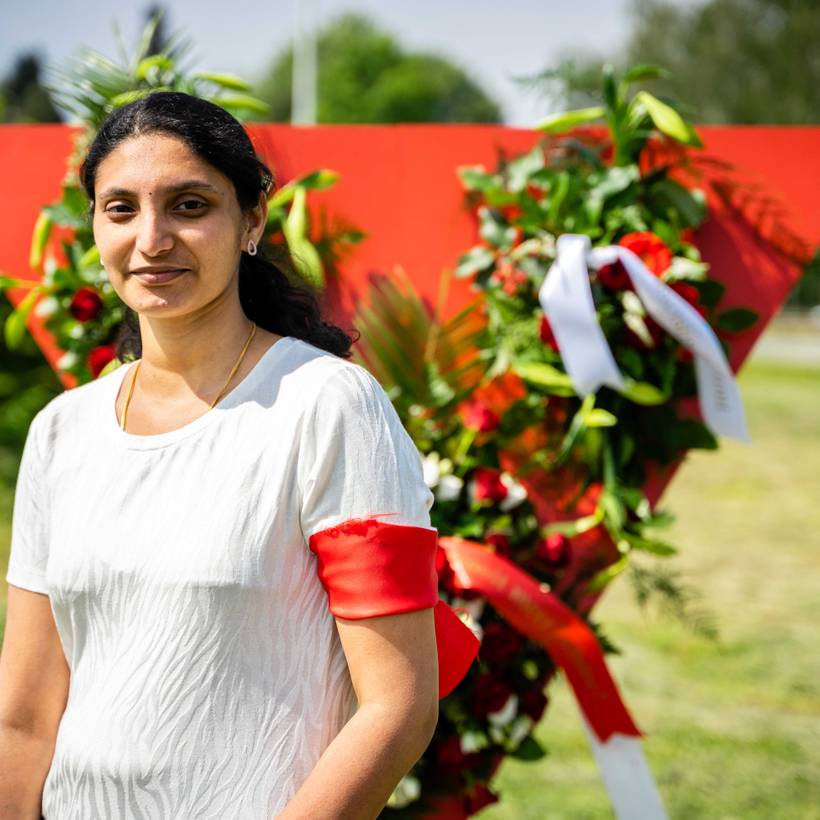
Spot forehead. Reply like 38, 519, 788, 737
95, 133, 225, 195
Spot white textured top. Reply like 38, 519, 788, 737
5, 335, 435, 820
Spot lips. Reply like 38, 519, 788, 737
133, 269, 189, 284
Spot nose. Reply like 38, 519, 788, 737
134, 207, 175, 257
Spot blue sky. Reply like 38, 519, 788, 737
2, 0, 704, 125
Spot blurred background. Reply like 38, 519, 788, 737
1, 1, 818, 816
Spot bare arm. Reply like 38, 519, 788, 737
0, 584, 70, 819
277, 606, 439, 820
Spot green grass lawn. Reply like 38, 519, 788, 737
1, 352, 818, 819
479, 357, 820, 819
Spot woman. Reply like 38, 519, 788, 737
0, 91, 477, 819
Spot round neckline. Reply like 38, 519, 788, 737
107, 335, 296, 450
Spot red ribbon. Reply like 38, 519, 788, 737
308, 517, 480, 699
439, 535, 642, 743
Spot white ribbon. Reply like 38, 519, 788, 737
578, 709, 669, 820
539, 234, 750, 443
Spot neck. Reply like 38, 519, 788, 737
133, 299, 257, 397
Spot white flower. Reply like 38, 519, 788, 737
498, 472, 527, 511
34, 295, 59, 318
487, 694, 519, 727
436, 474, 463, 502
422, 452, 441, 488
508, 715, 534, 749
386, 775, 421, 808
460, 730, 489, 754
488, 723, 506, 744
68, 322, 85, 339
57, 351, 79, 371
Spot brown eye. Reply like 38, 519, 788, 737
177, 199, 207, 212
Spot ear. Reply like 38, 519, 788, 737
244, 190, 268, 246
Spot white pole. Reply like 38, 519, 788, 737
291, 0, 318, 125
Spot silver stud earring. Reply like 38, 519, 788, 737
247, 239, 258, 256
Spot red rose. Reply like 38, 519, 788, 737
435, 736, 466, 769
69, 287, 104, 322
87, 344, 117, 378
618, 231, 673, 277
470, 673, 513, 717
464, 783, 500, 814
485, 531, 511, 555
596, 258, 631, 291
538, 314, 561, 353
480, 622, 524, 665
459, 399, 501, 433
669, 282, 707, 319
472, 467, 508, 504
536, 533, 572, 570
520, 687, 549, 721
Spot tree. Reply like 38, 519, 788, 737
524, 0, 820, 125
250, 13, 501, 124
0, 53, 62, 123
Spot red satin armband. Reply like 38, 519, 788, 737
307, 517, 479, 698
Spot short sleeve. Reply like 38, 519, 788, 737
297, 364, 435, 540
296, 364, 479, 699
5, 410, 51, 595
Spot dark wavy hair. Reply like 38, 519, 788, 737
78, 90, 356, 360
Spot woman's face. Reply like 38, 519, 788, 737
92, 132, 262, 318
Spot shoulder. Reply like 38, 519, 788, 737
27, 362, 125, 449
284, 338, 391, 419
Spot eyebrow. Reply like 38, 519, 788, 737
97, 180, 222, 199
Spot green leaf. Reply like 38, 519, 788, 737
512, 361, 576, 395
506, 146, 545, 192
586, 555, 629, 593
634, 91, 703, 147
457, 165, 501, 192
653, 179, 707, 227
695, 279, 726, 309
535, 106, 606, 133
4, 288, 40, 350
29, 211, 53, 270
716, 307, 758, 333
213, 94, 270, 115
291, 169, 339, 191
455, 246, 496, 278
619, 378, 670, 405
135, 54, 174, 80
192, 71, 251, 91
586, 408, 618, 427
541, 507, 604, 538
621, 64, 669, 85
622, 533, 678, 556
510, 735, 547, 761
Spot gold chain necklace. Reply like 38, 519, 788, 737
120, 321, 258, 432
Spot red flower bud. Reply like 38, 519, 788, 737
88, 344, 117, 378
519, 687, 549, 721
460, 399, 501, 433
597, 258, 633, 291
69, 287, 104, 322
472, 467, 508, 504
470, 672, 513, 717
479, 622, 524, 665
536, 533, 572, 570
